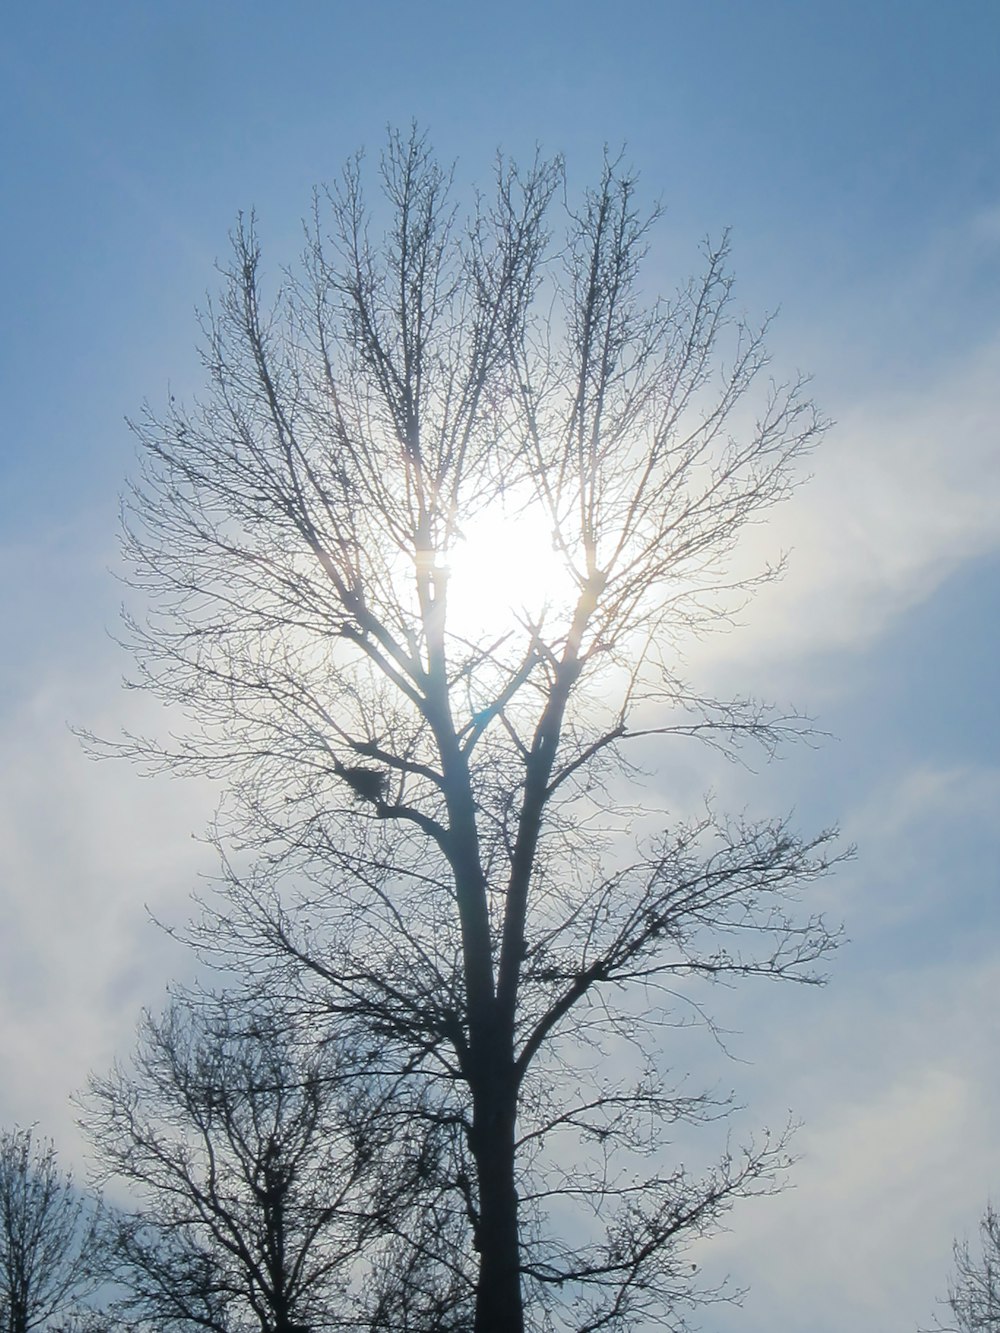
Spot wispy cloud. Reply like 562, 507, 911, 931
699, 947, 1000, 1331
0, 665, 209, 1152
737, 334, 1000, 669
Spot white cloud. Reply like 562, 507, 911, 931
672, 751, 1000, 1331
832, 762, 1000, 931
732, 334, 1000, 670
856, 763, 1000, 841
698, 952, 1000, 1332
0, 661, 212, 1158
647, 317, 1000, 768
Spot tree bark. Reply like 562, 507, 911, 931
472, 1073, 522, 1333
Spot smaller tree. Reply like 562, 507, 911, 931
86, 990, 453, 1333
0, 1126, 99, 1333
926, 1204, 1000, 1332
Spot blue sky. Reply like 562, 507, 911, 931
1, 4, 999, 1329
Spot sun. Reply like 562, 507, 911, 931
444, 497, 578, 641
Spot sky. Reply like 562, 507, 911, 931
1, 2, 999, 1328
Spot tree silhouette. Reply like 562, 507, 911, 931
0, 1127, 98, 1333
109, 127, 841, 1332
87, 991, 448, 1332
925, 1204, 1000, 1332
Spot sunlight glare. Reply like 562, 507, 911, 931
445, 500, 577, 640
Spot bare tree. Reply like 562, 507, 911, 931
86, 991, 444, 1333
108, 127, 842, 1332
0, 1127, 99, 1333
46, 1316, 118, 1333
924, 1205, 1000, 1332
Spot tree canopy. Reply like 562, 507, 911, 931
110, 127, 841, 1332
87, 991, 445, 1333
0, 1127, 98, 1333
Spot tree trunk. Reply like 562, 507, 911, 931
472, 1079, 522, 1333
9, 1294, 27, 1333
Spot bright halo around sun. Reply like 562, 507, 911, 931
444, 498, 578, 641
